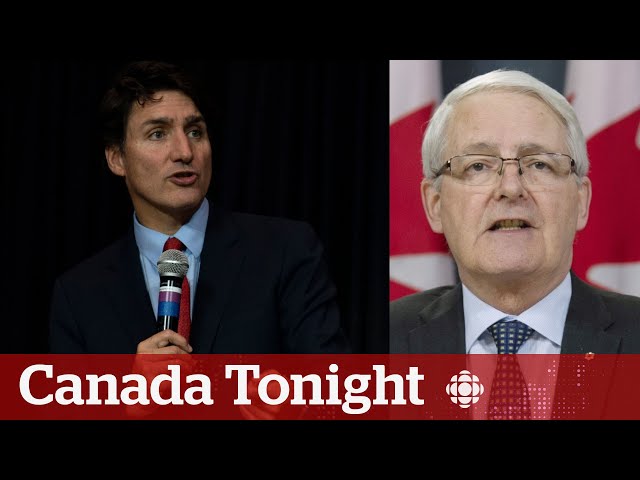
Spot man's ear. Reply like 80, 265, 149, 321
105, 146, 126, 177
421, 178, 443, 233
576, 176, 592, 231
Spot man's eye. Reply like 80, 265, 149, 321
188, 129, 203, 138
150, 131, 165, 139
533, 161, 549, 170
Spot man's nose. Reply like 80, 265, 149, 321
170, 132, 194, 163
494, 160, 527, 199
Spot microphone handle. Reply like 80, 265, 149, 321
157, 275, 184, 333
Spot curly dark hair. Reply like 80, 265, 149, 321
99, 60, 206, 152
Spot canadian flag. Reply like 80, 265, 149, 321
566, 60, 640, 296
389, 60, 456, 300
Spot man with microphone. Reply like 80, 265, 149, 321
48, 60, 350, 356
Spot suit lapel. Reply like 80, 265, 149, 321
552, 273, 621, 419
407, 273, 622, 418
409, 285, 466, 354
561, 272, 621, 354
406, 273, 622, 354
190, 206, 244, 353
106, 230, 157, 346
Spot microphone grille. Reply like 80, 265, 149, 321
157, 249, 189, 277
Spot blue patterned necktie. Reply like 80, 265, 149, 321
487, 318, 534, 419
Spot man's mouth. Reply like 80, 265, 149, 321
489, 219, 531, 231
169, 171, 198, 186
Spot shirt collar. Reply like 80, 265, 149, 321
463, 272, 571, 352
133, 198, 209, 266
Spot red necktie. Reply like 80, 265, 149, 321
487, 319, 533, 420
163, 237, 191, 342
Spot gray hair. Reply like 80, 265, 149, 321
422, 69, 589, 189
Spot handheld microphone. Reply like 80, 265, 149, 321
156, 249, 189, 333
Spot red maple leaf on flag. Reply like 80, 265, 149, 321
567, 60, 640, 296
389, 61, 456, 300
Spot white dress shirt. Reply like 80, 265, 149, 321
463, 272, 572, 419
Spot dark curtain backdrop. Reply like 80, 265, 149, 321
2, 60, 388, 354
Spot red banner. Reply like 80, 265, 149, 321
2, 354, 639, 420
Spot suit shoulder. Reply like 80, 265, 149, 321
55, 235, 127, 285
227, 211, 317, 242
390, 286, 455, 323
391, 286, 455, 309
591, 284, 640, 313
229, 211, 311, 230
389, 286, 456, 353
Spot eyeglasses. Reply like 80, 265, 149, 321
434, 153, 577, 187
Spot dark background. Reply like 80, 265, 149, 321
2, 59, 388, 354
442, 60, 566, 94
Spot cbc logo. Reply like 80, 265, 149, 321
445, 370, 484, 409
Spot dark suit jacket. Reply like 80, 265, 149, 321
390, 271, 640, 354
49, 205, 351, 354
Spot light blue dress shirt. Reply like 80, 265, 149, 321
133, 198, 209, 318
464, 272, 571, 354
464, 272, 571, 419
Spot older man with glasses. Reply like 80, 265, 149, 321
390, 69, 640, 357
